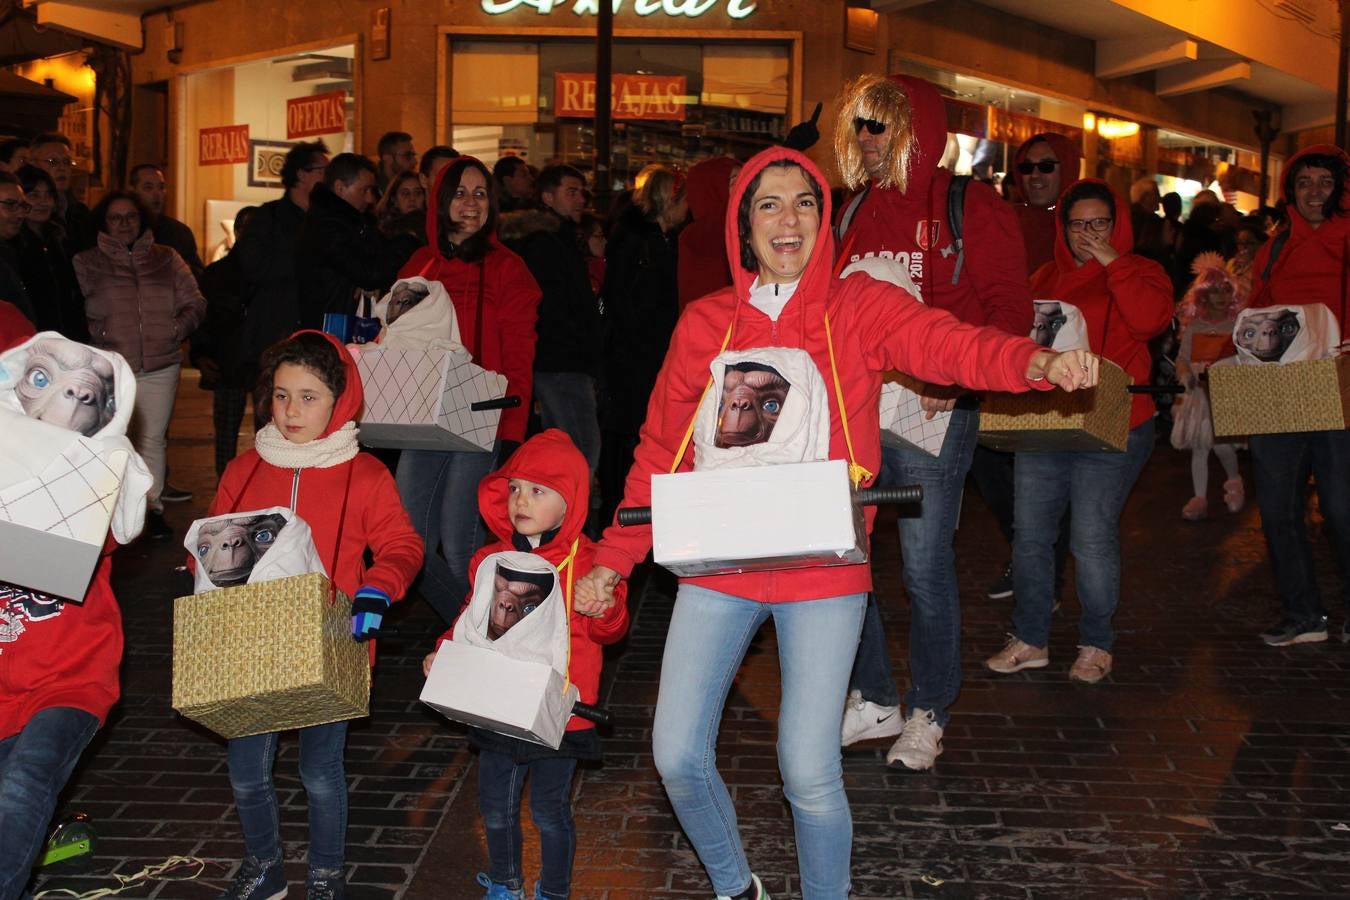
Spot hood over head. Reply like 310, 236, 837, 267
1012, 132, 1082, 201
1280, 143, 1350, 233
423, 155, 503, 254
185, 506, 326, 593
687, 156, 739, 222
888, 75, 950, 197
724, 146, 835, 308
286, 329, 363, 438
478, 428, 590, 553
1049, 178, 1135, 274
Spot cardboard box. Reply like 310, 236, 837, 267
172, 573, 370, 739
978, 359, 1132, 453
0, 439, 127, 601
650, 459, 867, 577
421, 641, 578, 749
356, 347, 508, 452
1209, 356, 1350, 437
878, 375, 950, 456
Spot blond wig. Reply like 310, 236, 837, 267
634, 163, 687, 225
833, 74, 914, 193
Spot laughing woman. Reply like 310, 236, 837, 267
574, 148, 1100, 900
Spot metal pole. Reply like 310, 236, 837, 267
1337, 0, 1349, 150
594, 0, 614, 205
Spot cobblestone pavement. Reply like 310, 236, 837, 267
29, 374, 1350, 899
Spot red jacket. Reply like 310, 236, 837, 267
208, 331, 423, 660
1029, 179, 1174, 429
837, 75, 1031, 338
1251, 143, 1350, 331
399, 158, 542, 443
1, 538, 122, 741
592, 148, 1052, 602
678, 156, 739, 309
437, 429, 628, 730
1011, 132, 1083, 274
0, 299, 35, 349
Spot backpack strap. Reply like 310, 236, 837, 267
835, 185, 871, 245
947, 175, 971, 286
1261, 229, 1289, 283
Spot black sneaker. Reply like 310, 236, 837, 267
160, 483, 194, 503
146, 511, 173, 541
219, 856, 286, 900
1259, 615, 1328, 647
987, 563, 1014, 600
306, 867, 344, 900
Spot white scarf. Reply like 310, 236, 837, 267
254, 421, 360, 469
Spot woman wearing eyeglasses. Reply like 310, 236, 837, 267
985, 179, 1173, 684
72, 190, 206, 539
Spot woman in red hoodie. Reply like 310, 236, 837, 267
985, 179, 1173, 684
575, 148, 1098, 900
394, 157, 541, 626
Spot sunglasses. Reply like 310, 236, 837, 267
1017, 160, 1059, 175
853, 117, 887, 136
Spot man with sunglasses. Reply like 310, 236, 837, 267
833, 74, 1032, 773
29, 133, 91, 254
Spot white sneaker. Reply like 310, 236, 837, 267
716, 873, 770, 900
840, 689, 903, 747
886, 708, 943, 771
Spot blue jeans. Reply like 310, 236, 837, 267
850, 404, 980, 727
226, 720, 349, 871
478, 751, 578, 899
0, 707, 99, 900
1011, 420, 1155, 650
532, 372, 601, 473
652, 585, 865, 900
396, 448, 495, 624
1249, 428, 1350, 621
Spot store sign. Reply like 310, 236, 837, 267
555, 72, 687, 121
987, 107, 1083, 149
483, 0, 756, 19
198, 125, 250, 166
287, 90, 347, 140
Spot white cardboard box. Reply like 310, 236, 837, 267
356, 347, 509, 452
650, 459, 867, 577
420, 641, 578, 749
0, 439, 127, 600
878, 378, 951, 457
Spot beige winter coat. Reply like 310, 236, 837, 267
73, 230, 206, 373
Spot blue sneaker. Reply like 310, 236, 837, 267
219, 856, 286, 900
306, 867, 344, 900
476, 873, 524, 899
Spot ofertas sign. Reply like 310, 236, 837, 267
483, 0, 755, 19
199, 125, 250, 166
287, 90, 348, 140
556, 73, 686, 121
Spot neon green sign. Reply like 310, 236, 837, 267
482, 0, 757, 19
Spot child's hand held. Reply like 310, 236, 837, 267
422, 650, 437, 677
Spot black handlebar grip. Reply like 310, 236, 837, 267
854, 485, 924, 506
1127, 384, 1185, 395
470, 395, 523, 411
616, 507, 653, 526
571, 701, 612, 726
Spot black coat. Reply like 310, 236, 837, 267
498, 207, 602, 376
600, 207, 680, 433
17, 226, 87, 341
295, 185, 402, 328
192, 251, 250, 389
0, 236, 35, 325
151, 214, 205, 280
235, 195, 306, 378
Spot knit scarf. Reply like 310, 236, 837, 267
254, 421, 361, 469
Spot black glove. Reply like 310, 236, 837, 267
784, 102, 823, 152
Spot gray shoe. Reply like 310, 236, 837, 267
1260, 615, 1328, 647
306, 867, 344, 900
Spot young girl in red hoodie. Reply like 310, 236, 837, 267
208, 330, 422, 900
422, 429, 628, 900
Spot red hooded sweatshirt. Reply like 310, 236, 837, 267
208, 330, 424, 661
1251, 143, 1350, 330
678, 156, 739, 309
436, 429, 628, 730
592, 148, 1054, 602
837, 75, 1032, 338
1029, 180, 1174, 429
398, 158, 542, 443
1, 326, 119, 740
1011, 132, 1082, 274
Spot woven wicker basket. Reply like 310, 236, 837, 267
172, 572, 370, 739
977, 359, 1133, 453
1209, 356, 1350, 437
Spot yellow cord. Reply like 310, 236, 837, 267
823, 310, 873, 488
557, 539, 579, 695
668, 319, 736, 474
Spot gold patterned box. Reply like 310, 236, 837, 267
1209, 356, 1350, 437
978, 359, 1133, 453
172, 572, 370, 739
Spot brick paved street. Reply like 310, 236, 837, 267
28, 373, 1350, 899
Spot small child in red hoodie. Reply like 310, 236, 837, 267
422, 429, 628, 900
